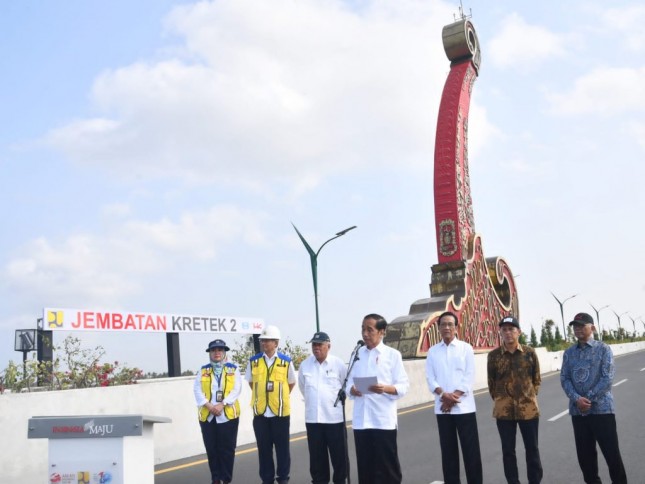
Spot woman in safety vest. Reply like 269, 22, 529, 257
193, 339, 242, 484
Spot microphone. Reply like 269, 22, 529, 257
336, 340, 365, 407
351, 340, 365, 361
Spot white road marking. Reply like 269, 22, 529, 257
429, 481, 444, 484
548, 409, 569, 422
640, 368, 645, 371
613, 378, 628, 387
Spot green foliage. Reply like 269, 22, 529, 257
0, 336, 143, 393
539, 319, 570, 351
229, 337, 255, 371
281, 338, 310, 369
529, 327, 539, 347
229, 336, 310, 372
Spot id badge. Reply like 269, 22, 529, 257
266, 381, 274, 392
215, 391, 224, 402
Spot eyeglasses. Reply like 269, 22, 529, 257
438, 323, 456, 328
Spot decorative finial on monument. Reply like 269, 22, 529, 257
443, 8, 480, 73
454, 1, 472, 22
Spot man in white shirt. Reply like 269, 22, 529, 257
426, 311, 482, 484
298, 331, 348, 484
245, 325, 297, 484
348, 313, 409, 484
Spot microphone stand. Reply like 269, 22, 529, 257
335, 343, 362, 484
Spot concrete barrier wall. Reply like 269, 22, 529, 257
2, 342, 643, 483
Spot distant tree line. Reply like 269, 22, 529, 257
526, 318, 645, 351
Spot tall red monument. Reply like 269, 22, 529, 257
384, 17, 519, 358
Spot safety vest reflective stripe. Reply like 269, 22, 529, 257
250, 355, 291, 417
198, 364, 241, 422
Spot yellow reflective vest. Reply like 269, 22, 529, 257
198, 362, 241, 422
249, 352, 292, 417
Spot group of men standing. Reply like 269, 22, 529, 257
427, 311, 627, 484
194, 310, 627, 484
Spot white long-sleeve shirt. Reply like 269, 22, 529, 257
298, 353, 347, 424
193, 363, 242, 423
425, 337, 476, 414
347, 341, 409, 430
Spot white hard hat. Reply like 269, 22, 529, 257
259, 325, 281, 340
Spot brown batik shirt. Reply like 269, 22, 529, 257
487, 344, 541, 420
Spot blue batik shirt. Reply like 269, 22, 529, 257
560, 338, 615, 416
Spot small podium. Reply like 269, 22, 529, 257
28, 414, 171, 484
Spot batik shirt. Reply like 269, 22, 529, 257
560, 338, 615, 415
487, 344, 541, 420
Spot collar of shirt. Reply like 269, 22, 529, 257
577, 338, 599, 349
365, 340, 385, 354
500, 343, 524, 354
262, 353, 277, 365
439, 337, 459, 348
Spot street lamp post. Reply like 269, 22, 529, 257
292, 223, 357, 333
589, 303, 609, 341
551, 292, 578, 341
612, 310, 628, 340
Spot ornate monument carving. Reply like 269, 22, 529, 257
384, 17, 518, 358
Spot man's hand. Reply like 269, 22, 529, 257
439, 392, 461, 413
441, 392, 462, 405
350, 385, 363, 397
576, 396, 592, 413
368, 383, 390, 395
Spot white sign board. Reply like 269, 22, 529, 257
43, 308, 265, 334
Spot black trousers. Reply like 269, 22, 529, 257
253, 415, 291, 483
353, 428, 402, 484
571, 414, 627, 484
199, 417, 239, 483
305, 422, 348, 484
436, 412, 483, 484
496, 418, 543, 484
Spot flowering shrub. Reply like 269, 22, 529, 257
0, 336, 143, 393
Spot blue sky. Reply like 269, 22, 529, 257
2, 0, 644, 373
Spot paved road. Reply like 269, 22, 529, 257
155, 350, 645, 483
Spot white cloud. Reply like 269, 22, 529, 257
125, 205, 267, 258
3, 205, 268, 307
488, 13, 566, 71
44, 0, 459, 190
546, 67, 645, 115
5, 235, 140, 307
630, 121, 645, 152
102, 203, 131, 217
597, 5, 645, 53
468, 101, 503, 163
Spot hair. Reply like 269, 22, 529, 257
437, 311, 459, 326
363, 313, 387, 331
